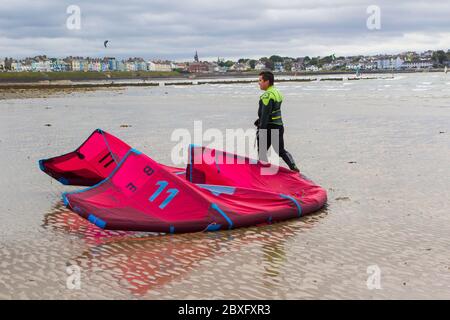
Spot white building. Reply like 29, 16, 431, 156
116, 60, 126, 72
346, 63, 362, 70
31, 59, 52, 72
125, 61, 137, 71
71, 59, 88, 72
216, 66, 228, 73
323, 62, 342, 70
11, 60, 22, 71
21, 62, 32, 71
402, 60, 433, 69
376, 57, 404, 70
171, 62, 188, 71
229, 63, 249, 71
305, 65, 320, 72
71, 59, 80, 71
362, 62, 377, 70
254, 62, 266, 71
147, 61, 172, 72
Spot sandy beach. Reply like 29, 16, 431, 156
0, 75, 385, 100
0, 73, 449, 299
0, 86, 126, 100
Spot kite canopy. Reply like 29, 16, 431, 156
40, 130, 327, 233
39, 129, 132, 186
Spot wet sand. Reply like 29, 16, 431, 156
0, 75, 390, 100
0, 86, 125, 100
0, 73, 449, 299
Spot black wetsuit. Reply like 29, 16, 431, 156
255, 85, 298, 171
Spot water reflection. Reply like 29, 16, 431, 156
260, 207, 328, 289
43, 201, 328, 297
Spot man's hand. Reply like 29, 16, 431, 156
254, 119, 260, 127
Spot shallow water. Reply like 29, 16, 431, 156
0, 73, 449, 299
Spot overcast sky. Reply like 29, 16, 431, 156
0, 0, 449, 61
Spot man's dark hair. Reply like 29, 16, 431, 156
259, 71, 274, 85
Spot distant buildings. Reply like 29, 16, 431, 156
322, 62, 341, 70
172, 62, 188, 71
421, 50, 434, 58
273, 62, 284, 72
402, 60, 433, 69
124, 58, 147, 71
70, 58, 84, 72
374, 56, 434, 70
106, 57, 116, 71
291, 61, 304, 72
254, 62, 266, 71
305, 65, 319, 72
0, 55, 177, 73
187, 62, 209, 73
376, 57, 404, 70
148, 61, 172, 72
50, 58, 70, 72
0, 49, 446, 74
229, 63, 249, 72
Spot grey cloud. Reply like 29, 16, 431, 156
0, 0, 449, 59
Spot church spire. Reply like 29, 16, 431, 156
194, 51, 199, 62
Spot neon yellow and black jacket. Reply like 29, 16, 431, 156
256, 85, 284, 129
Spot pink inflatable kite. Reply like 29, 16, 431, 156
40, 130, 327, 233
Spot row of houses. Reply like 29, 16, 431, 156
0, 56, 178, 73
301, 57, 435, 72
232, 57, 436, 73
345, 57, 434, 71
0, 56, 256, 73
0, 52, 445, 73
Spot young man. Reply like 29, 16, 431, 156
255, 71, 300, 172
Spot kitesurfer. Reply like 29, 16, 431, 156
255, 71, 299, 172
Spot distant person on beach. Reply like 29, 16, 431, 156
255, 71, 300, 172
